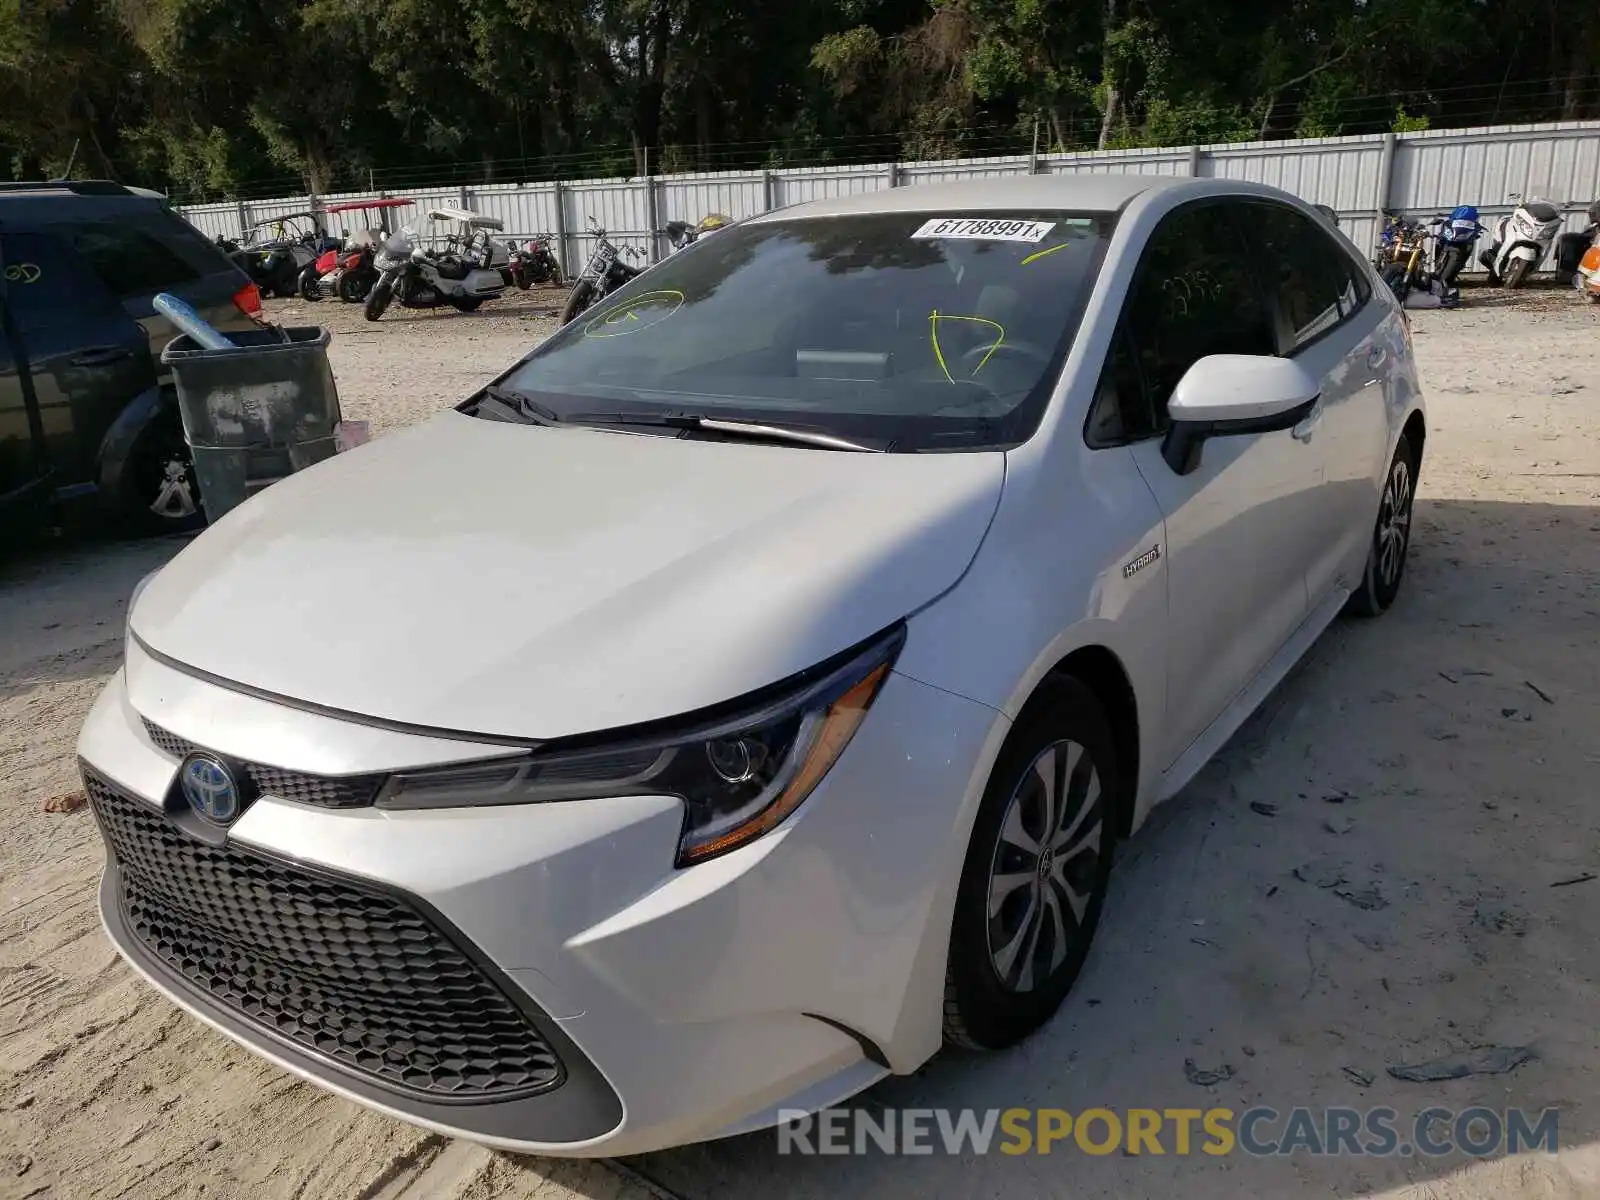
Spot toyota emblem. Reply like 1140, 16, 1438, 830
180, 753, 241, 825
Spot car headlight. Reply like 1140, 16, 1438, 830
377, 624, 905, 866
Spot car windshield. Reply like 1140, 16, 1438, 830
496, 210, 1114, 451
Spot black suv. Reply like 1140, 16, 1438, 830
1, 181, 262, 537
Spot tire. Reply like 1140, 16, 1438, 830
1344, 432, 1419, 618
452, 296, 484, 312
1503, 257, 1532, 289
1437, 246, 1463, 287
339, 269, 372, 303
298, 269, 323, 302
112, 406, 205, 536
364, 274, 395, 322
559, 279, 597, 326
943, 678, 1119, 1051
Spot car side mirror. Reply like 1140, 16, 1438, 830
1161, 354, 1321, 475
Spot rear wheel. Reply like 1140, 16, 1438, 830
114, 407, 204, 536
364, 275, 395, 322
1345, 433, 1418, 618
559, 280, 597, 326
452, 296, 484, 312
298, 269, 323, 302
1503, 257, 1532, 289
943, 679, 1118, 1051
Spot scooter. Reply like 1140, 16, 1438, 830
1479, 189, 1564, 288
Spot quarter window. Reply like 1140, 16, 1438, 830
55, 222, 200, 299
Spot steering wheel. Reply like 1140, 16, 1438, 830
957, 338, 1051, 376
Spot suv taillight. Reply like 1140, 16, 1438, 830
233, 282, 262, 318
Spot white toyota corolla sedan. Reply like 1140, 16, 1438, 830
79, 174, 1423, 1156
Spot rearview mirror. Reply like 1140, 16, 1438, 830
1161, 354, 1320, 475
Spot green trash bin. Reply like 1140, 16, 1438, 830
160, 326, 343, 525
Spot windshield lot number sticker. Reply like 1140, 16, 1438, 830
912, 218, 1055, 243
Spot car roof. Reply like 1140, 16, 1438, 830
750, 173, 1256, 222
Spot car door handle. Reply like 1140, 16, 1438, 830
71, 346, 134, 367
1366, 345, 1387, 370
1291, 405, 1323, 443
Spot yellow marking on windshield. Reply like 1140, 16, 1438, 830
1020, 241, 1073, 266
928, 310, 1007, 382
582, 289, 686, 338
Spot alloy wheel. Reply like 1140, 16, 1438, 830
985, 739, 1104, 994
148, 453, 198, 521
1376, 456, 1412, 589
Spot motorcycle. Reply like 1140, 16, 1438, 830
1554, 199, 1600, 286
1429, 205, 1483, 307
559, 220, 645, 325
505, 236, 564, 289
1479, 187, 1564, 288
364, 208, 510, 322
1377, 216, 1432, 303
299, 197, 415, 303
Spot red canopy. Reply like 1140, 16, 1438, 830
323, 198, 415, 214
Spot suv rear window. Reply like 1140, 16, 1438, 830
56, 221, 201, 298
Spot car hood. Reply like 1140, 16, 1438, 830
132, 412, 1004, 740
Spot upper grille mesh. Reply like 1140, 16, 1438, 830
87, 768, 563, 1099
141, 718, 383, 809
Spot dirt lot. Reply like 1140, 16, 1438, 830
1, 282, 1598, 1200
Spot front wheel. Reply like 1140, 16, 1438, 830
339, 268, 373, 303
559, 279, 597, 326
1345, 433, 1418, 618
1503, 257, 1533, 289
943, 678, 1119, 1051
1381, 262, 1412, 303
364, 273, 396, 322
298, 268, 323, 302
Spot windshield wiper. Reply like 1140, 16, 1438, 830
569, 411, 886, 452
480, 383, 563, 425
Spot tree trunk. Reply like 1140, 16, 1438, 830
696, 74, 714, 169
1097, 0, 1119, 150
1560, 30, 1597, 119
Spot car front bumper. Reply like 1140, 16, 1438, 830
78, 638, 1003, 1156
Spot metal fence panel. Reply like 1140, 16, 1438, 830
1045, 147, 1191, 177
900, 154, 1033, 184
179, 120, 1600, 278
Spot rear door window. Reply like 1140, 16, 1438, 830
1245, 203, 1369, 352
1, 231, 122, 333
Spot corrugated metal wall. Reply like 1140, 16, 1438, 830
179, 119, 1600, 275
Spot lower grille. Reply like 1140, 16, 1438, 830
141, 718, 383, 809
87, 768, 563, 1100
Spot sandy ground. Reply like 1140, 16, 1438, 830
1, 281, 1598, 1200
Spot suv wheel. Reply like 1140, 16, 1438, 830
119, 409, 204, 535
943, 678, 1118, 1051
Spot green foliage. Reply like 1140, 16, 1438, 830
0, 0, 1592, 197
1392, 106, 1432, 133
